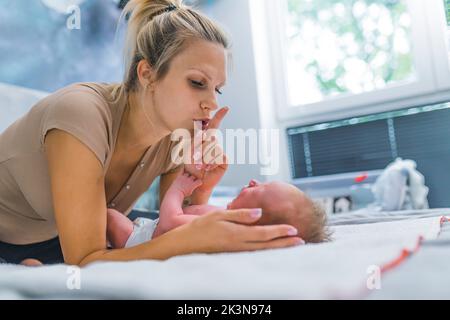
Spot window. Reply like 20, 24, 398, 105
286, 0, 415, 106
252, 0, 450, 122
444, 0, 450, 51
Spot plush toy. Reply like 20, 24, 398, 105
371, 158, 429, 211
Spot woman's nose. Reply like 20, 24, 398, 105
201, 102, 218, 113
201, 95, 219, 112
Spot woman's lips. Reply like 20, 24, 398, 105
194, 119, 210, 130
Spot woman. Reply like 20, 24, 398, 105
0, 0, 303, 266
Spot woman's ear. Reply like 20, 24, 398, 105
136, 59, 155, 90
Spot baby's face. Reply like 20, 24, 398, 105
227, 179, 263, 210
227, 180, 305, 224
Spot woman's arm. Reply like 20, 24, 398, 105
45, 130, 199, 265
45, 129, 108, 265
45, 130, 303, 266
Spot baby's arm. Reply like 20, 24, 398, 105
183, 204, 221, 216
158, 172, 203, 232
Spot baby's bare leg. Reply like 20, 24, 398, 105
106, 209, 134, 248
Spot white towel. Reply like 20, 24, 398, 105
0, 214, 445, 299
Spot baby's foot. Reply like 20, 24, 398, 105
20, 259, 43, 267
173, 172, 203, 197
106, 209, 134, 248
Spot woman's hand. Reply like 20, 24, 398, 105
190, 154, 228, 194
185, 107, 229, 203
162, 208, 305, 254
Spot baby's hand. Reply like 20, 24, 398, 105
173, 172, 203, 197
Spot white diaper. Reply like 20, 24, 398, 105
125, 218, 159, 248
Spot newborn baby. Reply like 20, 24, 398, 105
107, 171, 331, 248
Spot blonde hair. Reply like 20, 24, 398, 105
260, 194, 332, 244
280, 198, 332, 244
113, 0, 229, 101
302, 201, 333, 243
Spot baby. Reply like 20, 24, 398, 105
107, 171, 331, 248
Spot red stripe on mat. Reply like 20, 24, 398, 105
355, 216, 450, 299
379, 216, 449, 274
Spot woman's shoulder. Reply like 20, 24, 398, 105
0, 82, 123, 166
50, 82, 120, 106
41, 82, 114, 130
39, 82, 124, 166
43, 81, 125, 119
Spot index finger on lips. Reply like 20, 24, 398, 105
208, 107, 229, 130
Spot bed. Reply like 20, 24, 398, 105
0, 208, 449, 299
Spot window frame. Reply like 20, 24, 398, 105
256, 0, 450, 124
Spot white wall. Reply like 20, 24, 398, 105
200, 0, 265, 187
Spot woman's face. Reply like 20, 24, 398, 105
149, 39, 227, 132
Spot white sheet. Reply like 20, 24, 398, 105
0, 213, 445, 299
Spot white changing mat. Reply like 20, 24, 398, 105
0, 214, 445, 299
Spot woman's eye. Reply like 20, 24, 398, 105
191, 80, 223, 95
191, 80, 205, 88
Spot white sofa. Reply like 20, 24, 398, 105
0, 82, 48, 133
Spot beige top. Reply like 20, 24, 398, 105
0, 82, 181, 244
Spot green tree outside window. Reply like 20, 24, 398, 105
445, 0, 450, 26
286, 0, 415, 106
